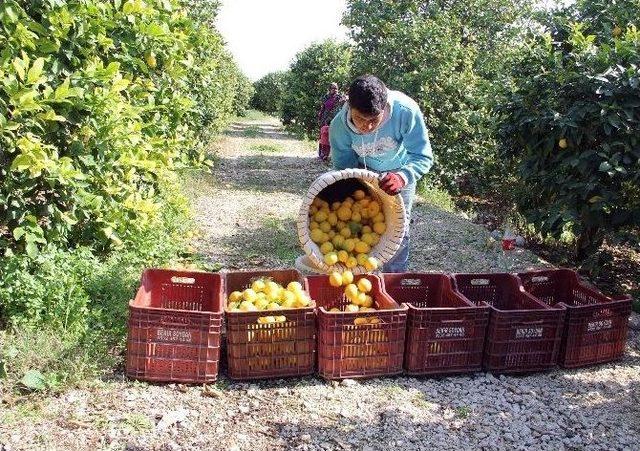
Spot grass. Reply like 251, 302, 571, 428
455, 406, 471, 419
250, 143, 283, 153
418, 183, 456, 212
238, 109, 273, 121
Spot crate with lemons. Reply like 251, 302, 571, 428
224, 269, 316, 380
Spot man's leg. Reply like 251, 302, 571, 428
382, 182, 416, 273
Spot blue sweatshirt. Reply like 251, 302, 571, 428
329, 90, 433, 185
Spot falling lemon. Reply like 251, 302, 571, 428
329, 271, 343, 287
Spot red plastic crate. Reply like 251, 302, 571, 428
382, 273, 490, 376
452, 273, 565, 374
307, 274, 407, 380
517, 268, 632, 368
126, 269, 223, 383
224, 269, 316, 380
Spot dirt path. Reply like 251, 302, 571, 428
1, 116, 638, 451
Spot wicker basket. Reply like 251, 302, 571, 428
297, 169, 406, 274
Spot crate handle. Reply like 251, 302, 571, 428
531, 276, 549, 283
520, 319, 544, 325
171, 276, 196, 284
441, 319, 465, 324
400, 278, 421, 286
470, 278, 490, 286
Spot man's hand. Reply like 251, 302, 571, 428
378, 172, 405, 195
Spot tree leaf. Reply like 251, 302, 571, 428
27, 57, 44, 84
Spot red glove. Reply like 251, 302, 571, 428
379, 172, 406, 195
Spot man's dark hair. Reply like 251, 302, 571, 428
348, 75, 387, 116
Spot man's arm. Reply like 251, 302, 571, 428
397, 106, 434, 185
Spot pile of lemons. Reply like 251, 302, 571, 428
327, 270, 379, 322
308, 189, 383, 271
226, 278, 312, 324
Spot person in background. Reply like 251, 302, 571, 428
329, 74, 433, 272
317, 82, 346, 162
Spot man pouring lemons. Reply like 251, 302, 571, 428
329, 75, 434, 272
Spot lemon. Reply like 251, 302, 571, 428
295, 292, 311, 307
310, 228, 324, 243
613, 25, 622, 37
309, 205, 318, 214
344, 283, 359, 301
251, 279, 266, 293
355, 241, 370, 254
243, 288, 258, 303
337, 207, 352, 222
359, 198, 371, 207
354, 317, 369, 325
337, 250, 349, 263
345, 304, 359, 312
255, 298, 269, 310
320, 242, 334, 254
328, 212, 338, 226
275, 315, 286, 322
319, 200, 329, 209
309, 221, 320, 230
364, 256, 379, 271
319, 221, 331, 233
368, 201, 381, 216
341, 270, 354, 285
287, 281, 302, 292
267, 301, 282, 310
228, 301, 240, 310
351, 212, 362, 223
312, 197, 323, 207
324, 252, 338, 265
343, 238, 356, 252
373, 222, 386, 234
370, 233, 380, 246
357, 278, 372, 293
361, 225, 372, 234
331, 201, 342, 211
352, 203, 362, 213
353, 292, 367, 306
361, 233, 374, 246
339, 227, 351, 238
228, 291, 243, 303
281, 297, 296, 309
372, 212, 385, 223
336, 221, 347, 230
344, 196, 354, 204
329, 307, 340, 312
354, 189, 366, 200
558, 138, 568, 149
329, 271, 343, 287
257, 316, 276, 324
345, 256, 358, 269
362, 295, 374, 308
240, 300, 258, 311
314, 210, 328, 223
320, 232, 330, 244
332, 235, 345, 249
145, 52, 157, 68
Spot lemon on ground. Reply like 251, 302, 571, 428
329, 271, 343, 287
345, 256, 358, 268
240, 300, 258, 311
287, 281, 302, 292
341, 270, 354, 285
243, 289, 258, 303
320, 242, 334, 254
373, 222, 386, 234
228, 291, 243, 303
357, 278, 372, 293
337, 250, 349, 263
345, 304, 359, 312
310, 228, 324, 243
324, 252, 338, 265
354, 189, 366, 200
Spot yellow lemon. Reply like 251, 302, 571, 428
341, 270, 354, 285
370, 233, 380, 246
344, 283, 359, 301
559, 138, 568, 149
239, 300, 258, 311
251, 279, 266, 293
345, 304, 359, 312
332, 235, 345, 249
281, 297, 296, 309
361, 233, 374, 246
357, 253, 369, 267
328, 212, 338, 226
267, 302, 282, 310
329, 307, 340, 312
257, 316, 276, 324
309, 221, 320, 230
243, 289, 258, 303
310, 228, 324, 243
228, 291, 243, 303
328, 230, 336, 238
320, 232, 330, 244
320, 221, 332, 233
373, 222, 386, 234
359, 198, 371, 208
329, 271, 343, 287
368, 201, 381, 216
340, 227, 351, 238
337, 207, 352, 222
331, 201, 342, 211
354, 317, 369, 326
345, 256, 358, 269
287, 281, 303, 292
357, 278, 372, 293
255, 298, 269, 310
362, 295, 374, 308
364, 257, 379, 271
228, 301, 240, 310
372, 212, 385, 223
351, 212, 362, 223
319, 200, 329, 209
324, 252, 338, 265
362, 225, 372, 234
353, 292, 367, 306
314, 210, 328, 223
355, 241, 370, 254
343, 238, 356, 252
337, 250, 349, 263
275, 315, 286, 322
296, 292, 311, 307
312, 197, 323, 207
353, 189, 366, 200
320, 242, 334, 254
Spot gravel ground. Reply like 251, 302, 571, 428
1, 117, 638, 451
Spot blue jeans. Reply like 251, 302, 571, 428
382, 182, 416, 273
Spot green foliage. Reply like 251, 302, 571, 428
280, 40, 352, 139
343, 0, 532, 192
0, 0, 247, 255
498, 1, 640, 259
251, 71, 287, 114
232, 69, 255, 117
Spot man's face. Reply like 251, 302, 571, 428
350, 108, 384, 134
